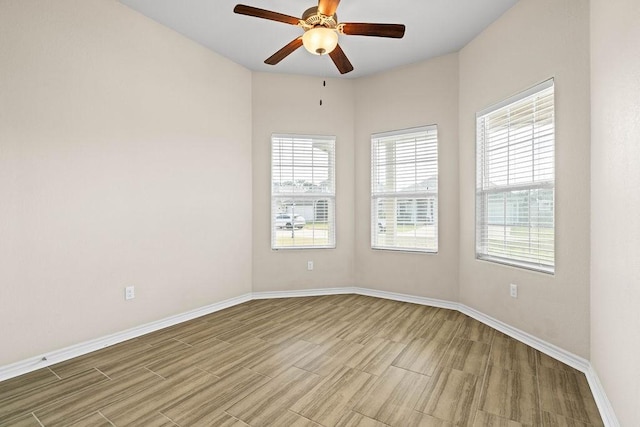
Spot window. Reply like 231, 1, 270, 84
476, 79, 555, 273
371, 125, 438, 252
271, 134, 336, 249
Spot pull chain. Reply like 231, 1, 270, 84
320, 80, 326, 106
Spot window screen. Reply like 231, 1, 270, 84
271, 134, 336, 249
476, 79, 555, 273
371, 125, 438, 252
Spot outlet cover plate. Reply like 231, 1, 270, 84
509, 283, 518, 298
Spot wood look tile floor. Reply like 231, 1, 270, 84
0, 295, 603, 426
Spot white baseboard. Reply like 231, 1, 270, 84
458, 304, 591, 372
584, 365, 621, 427
351, 288, 617, 427
348, 288, 590, 371
353, 287, 460, 311
252, 286, 358, 300
0, 293, 252, 382
0, 286, 619, 426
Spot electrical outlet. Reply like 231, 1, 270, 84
125, 286, 135, 300
307, 261, 314, 271
509, 283, 518, 298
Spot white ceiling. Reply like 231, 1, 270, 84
119, 0, 519, 79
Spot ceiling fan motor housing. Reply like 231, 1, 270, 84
301, 6, 338, 29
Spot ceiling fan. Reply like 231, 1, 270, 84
233, 0, 406, 75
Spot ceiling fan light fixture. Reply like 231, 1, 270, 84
302, 27, 338, 55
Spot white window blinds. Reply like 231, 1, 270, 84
371, 125, 438, 252
476, 79, 555, 273
271, 134, 336, 249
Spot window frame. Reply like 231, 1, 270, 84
370, 125, 439, 253
271, 133, 336, 250
475, 79, 555, 274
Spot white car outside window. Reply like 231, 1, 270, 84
275, 214, 306, 229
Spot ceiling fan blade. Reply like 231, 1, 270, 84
329, 44, 354, 74
234, 4, 300, 26
265, 37, 304, 65
317, 0, 340, 17
341, 23, 406, 38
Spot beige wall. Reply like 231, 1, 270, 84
458, 0, 591, 357
251, 72, 355, 292
0, 0, 253, 366
353, 55, 460, 301
591, 0, 640, 424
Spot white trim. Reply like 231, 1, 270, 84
352, 287, 459, 311
458, 304, 589, 371
252, 287, 357, 300
584, 365, 621, 427
0, 286, 619, 426
359, 290, 618, 426
355, 288, 588, 369
353, 289, 584, 368
0, 293, 251, 382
